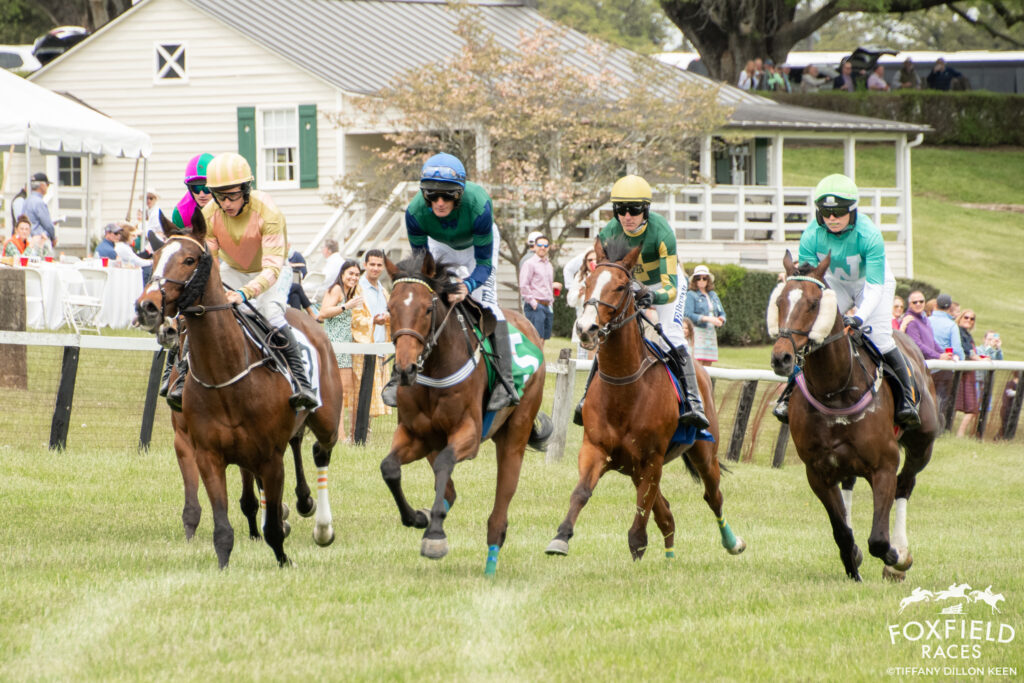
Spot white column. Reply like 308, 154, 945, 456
843, 137, 856, 180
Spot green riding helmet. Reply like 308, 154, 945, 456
813, 173, 859, 227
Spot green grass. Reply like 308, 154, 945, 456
1, 430, 1021, 681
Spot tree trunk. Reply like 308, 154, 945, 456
89, 0, 109, 29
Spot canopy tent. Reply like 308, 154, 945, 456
0, 67, 151, 157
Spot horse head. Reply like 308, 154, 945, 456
768, 250, 838, 377
135, 209, 215, 332
386, 251, 447, 386
575, 237, 641, 350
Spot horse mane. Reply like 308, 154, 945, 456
392, 251, 461, 296
601, 235, 633, 263
794, 261, 818, 277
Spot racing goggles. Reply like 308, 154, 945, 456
188, 183, 211, 195
613, 202, 647, 217
818, 207, 850, 218
422, 189, 461, 203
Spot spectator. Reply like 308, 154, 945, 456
998, 372, 1020, 440
318, 260, 362, 443
519, 230, 543, 269
752, 58, 765, 90
321, 239, 344, 299
9, 185, 27, 228
778, 64, 794, 92
764, 60, 786, 91
566, 247, 597, 360
930, 293, 964, 418
136, 188, 163, 244
954, 309, 982, 438
924, 297, 937, 317
355, 248, 393, 427
95, 223, 119, 260
24, 172, 59, 246
902, 291, 950, 363
867, 65, 890, 91
737, 60, 757, 90
833, 60, 856, 92
682, 265, 726, 367
3, 214, 31, 257
799, 65, 830, 93
286, 245, 316, 317
979, 331, 1003, 360
926, 58, 962, 91
25, 233, 55, 260
518, 233, 559, 349
114, 224, 152, 286
894, 58, 921, 90
682, 316, 696, 349
892, 295, 905, 329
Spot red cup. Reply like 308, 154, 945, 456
19, 256, 28, 266
553, 284, 562, 297
101, 257, 109, 267
44, 256, 54, 263
944, 347, 953, 354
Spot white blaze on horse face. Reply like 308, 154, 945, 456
403, 291, 413, 307
146, 241, 182, 293
577, 270, 611, 334
782, 288, 804, 332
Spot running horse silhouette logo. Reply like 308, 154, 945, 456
899, 587, 934, 614
969, 586, 1006, 614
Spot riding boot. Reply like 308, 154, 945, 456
671, 345, 710, 430
883, 348, 922, 428
166, 338, 189, 412
572, 360, 598, 426
486, 323, 520, 412
158, 343, 178, 397
773, 378, 796, 424
277, 326, 319, 411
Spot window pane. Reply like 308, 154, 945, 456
260, 108, 297, 184
58, 156, 82, 187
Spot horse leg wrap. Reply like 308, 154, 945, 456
717, 515, 738, 550
485, 544, 500, 577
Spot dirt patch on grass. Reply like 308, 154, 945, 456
959, 203, 1024, 214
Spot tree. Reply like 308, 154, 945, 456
536, 0, 683, 53
0, 0, 133, 42
658, 0, 1024, 83
326, 9, 729, 270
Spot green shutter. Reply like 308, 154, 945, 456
236, 106, 257, 187
298, 104, 318, 189
754, 138, 769, 185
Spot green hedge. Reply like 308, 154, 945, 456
767, 91, 1024, 146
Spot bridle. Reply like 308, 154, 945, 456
390, 277, 476, 374
151, 235, 233, 319
583, 261, 644, 344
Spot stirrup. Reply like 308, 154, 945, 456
772, 400, 789, 425
486, 382, 517, 412
897, 405, 921, 429
381, 376, 398, 407
166, 373, 185, 412
679, 405, 710, 431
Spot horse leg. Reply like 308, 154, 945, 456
483, 430, 527, 576
686, 443, 745, 555
310, 441, 335, 546
420, 445, 456, 560
380, 426, 430, 529
627, 460, 663, 561
258, 457, 291, 567
239, 469, 261, 540
545, 441, 606, 556
173, 426, 202, 540
867, 468, 900, 569
841, 476, 856, 532
195, 451, 234, 569
886, 438, 936, 576
806, 469, 862, 581
652, 493, 676, 559
290, 432, 317, 518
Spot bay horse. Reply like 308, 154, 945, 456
545, 239, 745, 561
380, 252, 549, 576
768, 251, 939, 581
135, 211, 343, 568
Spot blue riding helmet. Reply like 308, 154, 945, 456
420, 153, 466, 190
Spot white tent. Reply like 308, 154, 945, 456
0, 67, 151, 157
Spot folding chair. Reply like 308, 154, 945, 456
22, 268, 47, 329
77, 266, 109, 300
58, 274, 103, 334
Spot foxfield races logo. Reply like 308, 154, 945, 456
885, 583, 1017, 677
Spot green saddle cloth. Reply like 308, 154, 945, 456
475, 322, 544, 397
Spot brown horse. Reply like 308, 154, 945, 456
135, 212, 342, 568
380, 252, 548, 576
768, 251, 939, 581
545, 238, 745, 560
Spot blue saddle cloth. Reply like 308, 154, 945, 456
642, 340, 715, 446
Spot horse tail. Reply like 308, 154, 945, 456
527, 412, 553, 451
680, 453, 701, 482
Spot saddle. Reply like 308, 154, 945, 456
849, 327, 911, 408
455, 297, 497, 338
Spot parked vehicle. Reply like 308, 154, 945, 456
0, 44, 41, 72
32, 26, 89, 66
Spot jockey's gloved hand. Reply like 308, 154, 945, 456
843, 315, 863, 330
632, 282, 654, 308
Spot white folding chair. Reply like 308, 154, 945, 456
22, 268, 46, 328
77, 267, 109, 300
57, 275, 103, 335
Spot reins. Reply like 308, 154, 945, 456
390, 277, 480, 383
585, 260, 659, 385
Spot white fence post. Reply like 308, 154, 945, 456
546, 347, 575, 463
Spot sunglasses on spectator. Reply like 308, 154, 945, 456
614, 203, 646, 216
963, 316, 975, 321
909, 299, 925, 304
819, 207, 850, 218
212, 189, 244, 202
422, 189, 460, 204
188, 183, 211, 195
535, 241, 550, 248
693, 275, 709, 281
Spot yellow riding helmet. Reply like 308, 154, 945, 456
207, 153, 254, 190
610, 175, 652, 203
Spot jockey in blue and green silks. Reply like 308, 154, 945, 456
772, 172, 921, 428
380, 153, 518, 412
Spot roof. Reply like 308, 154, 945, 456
725, 101, 931, 135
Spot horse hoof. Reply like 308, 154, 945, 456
282, 521, 291, 539
313, 524, 335, 547
414, 509, 431, 529
281, 503, 290, 522
727, 537, 746, 555
853, 545, 864, 568
545, 539, 569, 556
421, 537, 448, 559
893, 549, 913, 572
297, 498, 316, 518
883, 565, 907, 583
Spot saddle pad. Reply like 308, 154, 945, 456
648, 342, 715, 446
477, 322, 544, 397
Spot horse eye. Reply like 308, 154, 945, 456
614, 285, 625, 292
183, 257, 196, 265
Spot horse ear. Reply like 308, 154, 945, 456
421, 249, 436, 278
814, 251, 832, 281
593, 238, 606, 262
385, 256, 398, 279
160, 212, 182, 238
622, 246, 642, 271
190, 207, 208, 242
782, 250, 796, 276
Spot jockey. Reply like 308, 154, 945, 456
201, 152, 318, 411
773, 173, 921, 428
381, 152, 518, 412
575, 174, 709, 430
160, 152, 214, 408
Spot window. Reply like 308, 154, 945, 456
58, 156, 82, 187
155, 43, 186, 81
259, 108, 298, 186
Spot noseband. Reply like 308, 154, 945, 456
390, 277, 467, 372
776, 275, 846, 365
583, 261, 643, 344
151, 235, 225, 318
